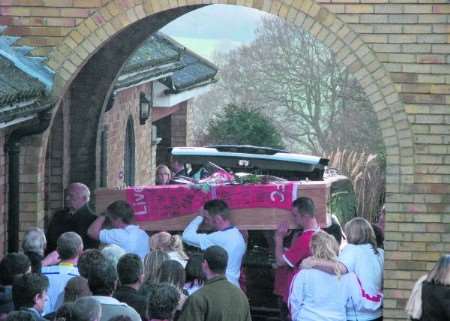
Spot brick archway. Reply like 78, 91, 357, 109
28, 0, 417, 319
47, 0, 413, 187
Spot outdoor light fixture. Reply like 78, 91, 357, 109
139, 91, 151, 125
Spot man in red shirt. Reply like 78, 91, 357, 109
273, 197, 320, 320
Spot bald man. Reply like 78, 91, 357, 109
46, 183, 99, 253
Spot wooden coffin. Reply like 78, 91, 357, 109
95, 181, 330, 231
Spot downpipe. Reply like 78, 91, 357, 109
6, 110, 52, 252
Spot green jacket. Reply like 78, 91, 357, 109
178, 275, 252, 321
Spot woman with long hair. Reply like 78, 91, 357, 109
155, 165, 172, 185
150, 232, 189, 268
156, 260, 187, 313
143, 250, 169, 284
289, 231, 364, 321
302, 217, 384, 321
419, 254, 450, 321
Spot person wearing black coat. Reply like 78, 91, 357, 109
419, 254, 450, 321
46, 183, 98, 253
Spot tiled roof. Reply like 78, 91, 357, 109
161, 43, 218, 93
117, 32, 218, 93
0, 55, 46, 106
121, 33, 181, 74
0, 30, 53, 123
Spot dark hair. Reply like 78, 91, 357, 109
107, 316, 132, 321
204, 199, 230, 220
72, 297, 102, 321
6, 311, 34, 321
55, 303, 75, 321
57, 232, 83, 260
78, 250, 106, 278
185, 254, 205, 283
24, 251, 43, 274
371, 224, 384, 249
158, 260, 185, 290
64, 276, 92, 302
87, 259, 117, 296
117, 253, 143, 285
204, 246, 228, 274
0, 253, 31, 285
146, 283, 179, 320
324, 222, 343, 245
292, 197, 315, 217
12, 273, 49, 309
106, 200, 134, 224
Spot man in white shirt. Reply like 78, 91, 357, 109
88, 200, 150, 260
182, 199, 246, 287
42, 232, 82, 315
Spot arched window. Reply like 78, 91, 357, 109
124, 116, 135, 186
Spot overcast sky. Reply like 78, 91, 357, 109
161, 4, 270, 60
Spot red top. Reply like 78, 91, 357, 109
274, 229, 317, 302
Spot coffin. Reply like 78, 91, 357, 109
95, 181, 330, 231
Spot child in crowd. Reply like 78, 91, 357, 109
183, 255, 205, 295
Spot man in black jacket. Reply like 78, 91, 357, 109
113, 254, 147, 320
46, 183, 98, 253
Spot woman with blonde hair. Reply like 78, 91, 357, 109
143, 250, 170, 283
289, 231, 364, 321
302, 217, 384, 321
418, 254, 450, 321
155, 165, 172, 185
151, 232, 189, 268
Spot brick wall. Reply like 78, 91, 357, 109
44, 95, 71, 226
171, 101, 188, 147
100, 83, 154, 188
154, 101, 189, 166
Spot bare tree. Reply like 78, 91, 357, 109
192, 16, 383, 155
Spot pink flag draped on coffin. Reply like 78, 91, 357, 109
126, 183, 298, 222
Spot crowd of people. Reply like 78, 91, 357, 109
0, 181, 448, 321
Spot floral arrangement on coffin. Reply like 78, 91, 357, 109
171, 161, 286, 192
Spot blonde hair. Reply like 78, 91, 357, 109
151, 232, 188, 260
344, 217, 379, 254
144, 250, 169, 283
155, 165, 172, 185
426, 255, 450, 286
311, 231, 341, 277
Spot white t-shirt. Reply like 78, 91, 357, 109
288, 269, 362, 321
99, 225, 150, 260
182, 216, 246, 286
168, 251, 188, 268
339, 243, 384, 321
42, 264, 79, 315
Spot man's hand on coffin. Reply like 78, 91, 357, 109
275, 221, 289, 240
